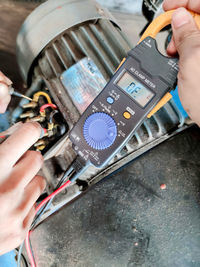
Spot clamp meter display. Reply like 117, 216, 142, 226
70, 36, 178, 168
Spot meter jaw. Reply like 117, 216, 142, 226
147, 92, 172, 118
128, 36, 178, 119
137, 9, 200, 118
115, 10, 181, 118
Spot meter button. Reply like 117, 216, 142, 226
107, 96, 114, 104
83, 112, 117, 150
123, 111, 131, 120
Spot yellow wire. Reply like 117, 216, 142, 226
33, 91, 52, 104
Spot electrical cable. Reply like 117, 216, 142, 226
16, 243, 29, 267
31, 170, 83, 226
18, 157, 86, 267
25, 164, 77, 266
39, 103, 57, 113
49, 110, 59, 124
33, 92, 52, 104
25, 179, 72, 267
25, 180, 71, 267
17, 242, 24, 267
31, 166, 74, 229
17, 166, 74, 267
17, 89, 74, 265
42, 128, 47, 135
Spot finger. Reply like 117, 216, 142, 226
0, 122, 23, 137
163, 0, 200, 13
166, 36, 177, 56
171, 8, 200, 125
0, 78, 12, 113
16, 175, 46, 220
0, 82, 10, 101
0, 71, 12, 85
0, 122, 42, 169
9, 150, 44, 189
0, 94, 11, 114
23, 205, 36, 231
0, 237, 24, 256
171, 8, 200, 56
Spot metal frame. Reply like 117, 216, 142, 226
16, 0, 118, 82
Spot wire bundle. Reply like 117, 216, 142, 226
25, 180, 71, 267
17, 166, 75, 267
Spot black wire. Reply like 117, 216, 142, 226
17, 242, 28, 267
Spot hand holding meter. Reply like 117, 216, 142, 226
70, 10, 200, 168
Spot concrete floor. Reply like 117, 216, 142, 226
0, 1, 199, 267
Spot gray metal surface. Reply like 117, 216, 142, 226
30, 126, 200, 267
32, 19, 132, 124
16, 0, 118, 82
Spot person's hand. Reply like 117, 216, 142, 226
0, 122, 46, 255
163, 0, 200, 126
0, 71, 12, 114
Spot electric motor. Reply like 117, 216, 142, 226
14, 0, 188, 213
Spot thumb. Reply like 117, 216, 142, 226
0, 83, 11, 114
171, 7, 200, 56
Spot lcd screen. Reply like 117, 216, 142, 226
117, 72, 155, 107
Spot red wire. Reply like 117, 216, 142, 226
40, 103, 57, 113
25, 180, 71, 267
25, 231, 35, 267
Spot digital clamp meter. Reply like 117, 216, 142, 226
70, 36, 178, 168
69, 9, 200, 168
